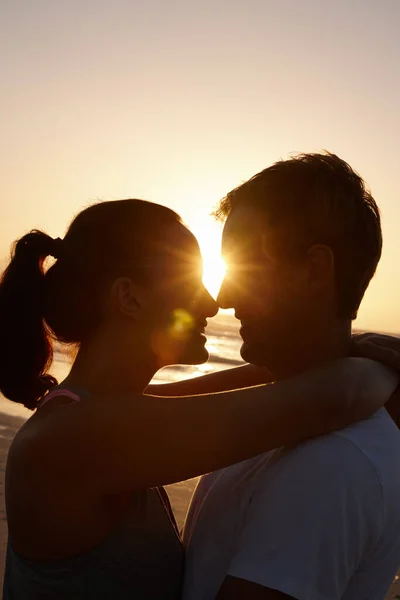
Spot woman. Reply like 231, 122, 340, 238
0, 199, 396, 599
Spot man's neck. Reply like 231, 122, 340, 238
273, 320, 352, 381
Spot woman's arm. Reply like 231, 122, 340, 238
352, 333, 400, 426
352, 333, 400, 372
145, 364, 273, 396
35, 358, 398, 495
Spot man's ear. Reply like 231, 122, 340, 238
110, 277, 143, 318
306, 244, 335, 292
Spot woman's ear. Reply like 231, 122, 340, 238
110, 277, 143, 318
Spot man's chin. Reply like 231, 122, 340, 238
240, 342, 269, 367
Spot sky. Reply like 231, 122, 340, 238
1, 0, 399, 332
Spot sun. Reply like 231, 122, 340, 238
189, 219, 226, 299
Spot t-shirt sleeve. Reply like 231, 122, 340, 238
227, 435, 383, 600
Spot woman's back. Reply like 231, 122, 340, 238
3, 487, 183, 599
3, 390, 184, 599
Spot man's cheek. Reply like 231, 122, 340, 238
253, 281, 284, 317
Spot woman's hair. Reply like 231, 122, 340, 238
0, 200, 181, 409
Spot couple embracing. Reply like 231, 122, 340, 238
2, 152, 400, 599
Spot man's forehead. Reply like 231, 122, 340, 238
222, 206, 266, 252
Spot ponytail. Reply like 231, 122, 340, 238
0, 231, 59, 409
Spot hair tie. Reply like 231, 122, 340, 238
51, 237, 64, 260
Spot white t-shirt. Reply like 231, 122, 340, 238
183, 408, 400, 600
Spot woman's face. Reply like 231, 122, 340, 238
121, 223, 218, 368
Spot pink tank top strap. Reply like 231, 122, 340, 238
37, 388, 81, 409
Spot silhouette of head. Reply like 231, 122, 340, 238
216, 153, 382, 376
0, 199, 217, 408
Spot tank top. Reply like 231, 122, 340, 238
3, 388, 184, 599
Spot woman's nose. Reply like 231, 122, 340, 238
204, 288, 218, 318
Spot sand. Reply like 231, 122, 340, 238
1, 407, 399, 598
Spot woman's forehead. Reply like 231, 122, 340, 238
147, 222, 202, 271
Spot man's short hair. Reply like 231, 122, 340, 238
215, 152, 382, 319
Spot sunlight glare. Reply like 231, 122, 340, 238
189, 218, 226, 299
203, 253, 226, 300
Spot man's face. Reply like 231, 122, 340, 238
217, 206, 332, 376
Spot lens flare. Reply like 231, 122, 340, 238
168, 308, 195, 339
151, 308, 199, 367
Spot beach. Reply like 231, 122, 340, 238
1, 313, 399, 597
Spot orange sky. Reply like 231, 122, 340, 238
1, 0, 399, 332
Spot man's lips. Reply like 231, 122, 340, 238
239, 322, 255, 340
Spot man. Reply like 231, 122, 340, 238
182, 153, 400, 600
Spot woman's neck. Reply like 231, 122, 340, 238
64, 335, 157, 397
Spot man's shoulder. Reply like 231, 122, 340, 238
292, 407, 399, 458
252, 408, 400, 494
332, 408, 400, 487
333, 407, 400, 445
197, 411, 400, 500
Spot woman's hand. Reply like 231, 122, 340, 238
293, 357, 398, 432
351, 333, 400, 426
352, 333, 400, 372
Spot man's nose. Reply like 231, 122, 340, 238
203, 287, 218, 317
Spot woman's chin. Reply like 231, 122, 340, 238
153, 331, 210, 367
180, 344, 210, 366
